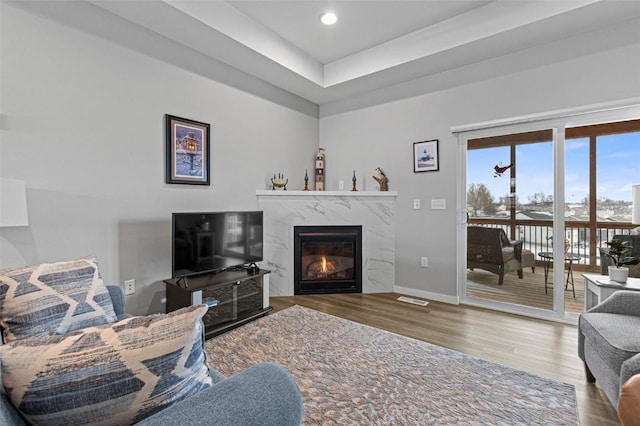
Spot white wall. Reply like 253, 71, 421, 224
0, 3, 318, 314
320, 40, 640, 300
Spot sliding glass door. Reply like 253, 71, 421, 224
456, 108, 640, 322
465, 129, 561, 314
563, 123, 640, 314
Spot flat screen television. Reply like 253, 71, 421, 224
172, 211, 263, 278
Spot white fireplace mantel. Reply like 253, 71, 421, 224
256, 190, 397, 296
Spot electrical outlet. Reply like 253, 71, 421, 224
338, 180, 344, 189
420, 257, 428, 268
124, 279, 135, 295
413, 199, 421, 209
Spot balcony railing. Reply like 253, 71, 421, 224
468, 218, 636, 272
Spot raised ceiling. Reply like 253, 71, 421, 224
11, 1, 640, 115
226, 1, 494, 64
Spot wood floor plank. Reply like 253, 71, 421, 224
467, 268, 586, 313
270, 292, 619, 426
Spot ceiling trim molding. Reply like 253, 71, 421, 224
323, 0, 600, 87
165, 0, 324, 86
11, 0, 640, 115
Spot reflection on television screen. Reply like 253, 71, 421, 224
172, 211, 263, 278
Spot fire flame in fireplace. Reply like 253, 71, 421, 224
305, 255, 342, 279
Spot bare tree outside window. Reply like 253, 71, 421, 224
467, 183, 495, 217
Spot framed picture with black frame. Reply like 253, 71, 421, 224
166, 114, 210, 185
413, 139, 439, 173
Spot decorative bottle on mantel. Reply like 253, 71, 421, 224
315, 148, 325, 191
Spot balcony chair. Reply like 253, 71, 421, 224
467, 226, 523, 285
521, 249, 535, 273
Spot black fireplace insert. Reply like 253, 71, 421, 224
294, 225, 362, 295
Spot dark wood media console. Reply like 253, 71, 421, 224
164, 269, 271, 339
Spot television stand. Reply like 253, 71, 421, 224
164, 269, 271, 339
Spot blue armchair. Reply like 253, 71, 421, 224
1, 285, 303, 426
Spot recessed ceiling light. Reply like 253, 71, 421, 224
320, 12, 337, 25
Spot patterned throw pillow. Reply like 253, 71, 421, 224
0, 305, 212, 426
0, 256, 118, 342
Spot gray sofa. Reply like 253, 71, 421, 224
578, 290, 640, 410
1, 285, 304, 426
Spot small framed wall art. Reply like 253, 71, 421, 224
413, 139, 439, 173
166, 114, 210, 185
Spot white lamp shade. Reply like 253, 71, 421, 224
633, 184, 640, 225
0, 178, 29, 227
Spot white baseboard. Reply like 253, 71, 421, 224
393, 285, 460, 305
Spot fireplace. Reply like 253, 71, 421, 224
294, 225, 362, 295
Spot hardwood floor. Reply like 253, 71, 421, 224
467, 266, 586, 313
270, 292, 619, 426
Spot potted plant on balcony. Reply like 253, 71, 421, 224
604, 239, 640, 282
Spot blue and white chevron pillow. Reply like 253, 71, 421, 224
0, 256, 118, 342
0, 304, 212, 425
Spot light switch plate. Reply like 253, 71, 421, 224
431, 199, 446, 210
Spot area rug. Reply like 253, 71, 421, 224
204, 306, 578, 425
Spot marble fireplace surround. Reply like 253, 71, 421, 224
256, 190, 397, 296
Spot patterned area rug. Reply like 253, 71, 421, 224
205, 306, 578, 425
